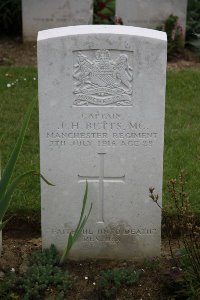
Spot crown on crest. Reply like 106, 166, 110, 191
95, 49, 110, 61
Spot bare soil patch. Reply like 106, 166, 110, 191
0, 38, 37, 66
0, 220, 182, 300
0, 37, 200, 69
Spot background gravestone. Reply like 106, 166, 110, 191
22, 0, 93, 41
38, 25, 167, 260
116, 0, 188, 34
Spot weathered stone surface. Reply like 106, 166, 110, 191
22, 0, 93, 41
116, 0, 188, 34
38, 25, 167, 260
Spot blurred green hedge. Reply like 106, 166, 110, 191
0, 0, 22, 36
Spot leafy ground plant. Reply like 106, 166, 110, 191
93, 0, 115, 24
144, 256, 160, 272
186, 0, 200, 55
0, 0, 21, 36
97, 267, 142, 299
150, 172, 200, 299
157, 14, 184, 59
0, 245, 71, 300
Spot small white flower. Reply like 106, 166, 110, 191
11, 83, 15, 86
33, 77, 36, 80
24, 78, 27, 81
7, 83, 11, 88
11, 268, 15, 272
93, 282, 96, 286
16, 79, 18, 82
84, 276, 88, 280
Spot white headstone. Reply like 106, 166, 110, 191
38, 25, 167, 260
116, 0, 188, 34
22, 0, 93, 41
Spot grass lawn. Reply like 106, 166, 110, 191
164, 70, 200, 210
0, 67, 200, 217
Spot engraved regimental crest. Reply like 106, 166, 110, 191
73, 50, 133, 106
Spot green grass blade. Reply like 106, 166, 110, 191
0, 97, 36, 199
0, 170, 53, 221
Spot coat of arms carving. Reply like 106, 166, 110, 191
73, 49, 133, 106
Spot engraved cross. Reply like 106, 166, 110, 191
78, 153, 125, 223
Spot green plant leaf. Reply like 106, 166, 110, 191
77, 180, 88, 228
74, 203, 93, 243
0, 97, 37, 200
100, 7, 113, 16
59, 181, 92, 265
73, 216, 87, 242
60, 202, 92, 264
0, 170, 54, 222
106, 2, 115, 11
33, 172, 55, 186
60, 233, 73, 265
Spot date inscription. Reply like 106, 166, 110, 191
46, 112, 158, 148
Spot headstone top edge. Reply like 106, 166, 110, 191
37, 25, 167, 42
